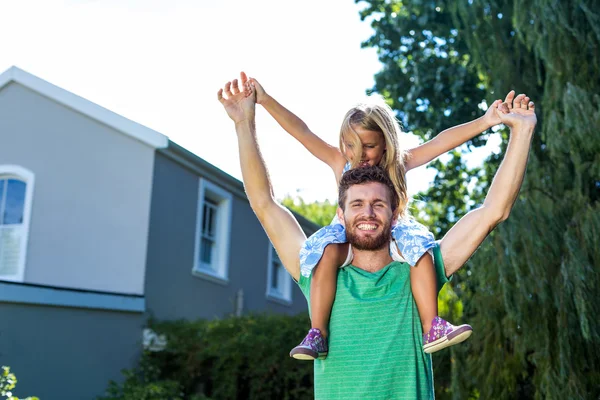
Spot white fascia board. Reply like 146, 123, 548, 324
0, 66, 168, 149
0, 281, 145, 313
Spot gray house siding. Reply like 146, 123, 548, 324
0, 81, 155, 294
0, 301, 144, 400
0, 67, 318, 400
144, 146, 313, 321
0, 75, 159, 400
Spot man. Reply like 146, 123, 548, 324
218, 73, 536, 399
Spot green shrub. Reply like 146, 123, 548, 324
99, 313, 314, 400
97, 365, 184, 400
0, 367, 39, 400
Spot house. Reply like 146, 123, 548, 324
0, 67, 317, 400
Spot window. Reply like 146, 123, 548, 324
0, 166, 34, 282
266, 245, 292, 304
193, 179, 232, 282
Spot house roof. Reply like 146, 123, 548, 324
0, 66, 168, 149
161, 141, 321, 234
0, 66, 320, 233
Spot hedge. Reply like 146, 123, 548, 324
98, 313, 314, 400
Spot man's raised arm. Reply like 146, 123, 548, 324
440, 93, 537, 276
218, 73, 306, 281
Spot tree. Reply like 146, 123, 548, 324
281, 195, 338, 227
0, 367, 39, 400
357, 0, 600, 399
358, 0, 500, 238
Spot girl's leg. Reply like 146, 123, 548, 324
310, 243, 349, 337
410, 254, 438, 333
410, 252, 473, 354
290, 242, 349, 360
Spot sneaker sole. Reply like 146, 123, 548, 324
290, 348, 328, 361
423, 326, 473, 354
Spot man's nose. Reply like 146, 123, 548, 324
364, 205, 375, 217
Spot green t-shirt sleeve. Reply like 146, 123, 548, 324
297, 272, 311, 300
432, 242, 451, 293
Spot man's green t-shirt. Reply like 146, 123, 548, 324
297, 244, 450, 400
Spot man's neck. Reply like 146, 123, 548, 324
351, 247, 394, 273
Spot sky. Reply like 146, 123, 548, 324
0, 0, 498, 202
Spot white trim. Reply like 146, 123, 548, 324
192, 178, 232, 282
0, 165, 35, 282
0, 281, 145, 313
266, 245, 292, 305
0, 66, 168, 149
191, 268, 229, 285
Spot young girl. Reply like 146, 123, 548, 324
246, 76, 507, 360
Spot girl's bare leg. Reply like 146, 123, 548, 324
309, 243, 349, 337
409, 251, 473, 354
410, 254, 438, 333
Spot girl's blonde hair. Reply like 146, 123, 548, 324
339, 101, 409, 217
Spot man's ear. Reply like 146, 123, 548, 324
336, 207, 346, 226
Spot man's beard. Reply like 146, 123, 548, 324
346, 219, 392, 251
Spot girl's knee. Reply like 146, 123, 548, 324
323, 242, 349, 265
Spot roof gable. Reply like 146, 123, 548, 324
0, 66, 168, 149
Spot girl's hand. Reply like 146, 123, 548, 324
483, 99, 503, 128
496, 93, 537, 131
249, 77, 269, 105
217, 72, 256, 124
483, 90, 517, 128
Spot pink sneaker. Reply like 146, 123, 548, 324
289, 328, 328, 360
423, 316, 472, 354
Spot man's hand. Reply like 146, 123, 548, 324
217, 72, 256, 124
222, 72, 306, 282
497, 92, 537, 131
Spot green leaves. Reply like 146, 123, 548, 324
412, 150, 486, 237
0, 367, 17, 398
0, 367, 38, 400
281, 196, 338, 227
98, 314, 314, 400
358, 0, 600, 398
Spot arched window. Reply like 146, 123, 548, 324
0, 165, 34, 282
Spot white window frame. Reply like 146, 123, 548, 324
266, 245, 292, 305
192, 178, 232, 284
0, 165, 35, 282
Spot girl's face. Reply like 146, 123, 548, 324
345, 125, 387, 167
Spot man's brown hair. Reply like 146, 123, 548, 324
338, 166, 399, 211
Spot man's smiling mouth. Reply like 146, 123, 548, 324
357, 223, 378, 231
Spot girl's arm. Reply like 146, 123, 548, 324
405, 94, 512, 171
250, 78, 347, 179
